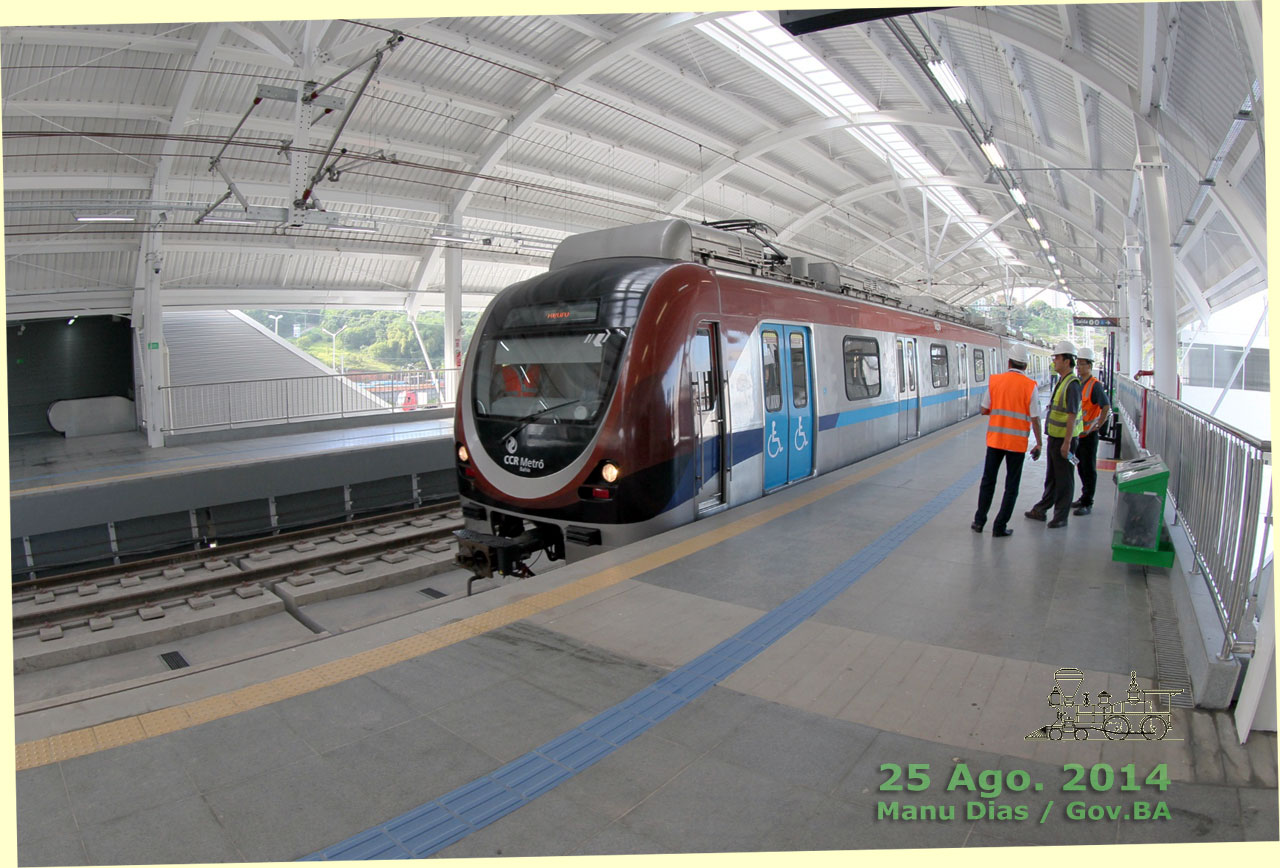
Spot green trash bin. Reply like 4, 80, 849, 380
1112, 455, 1176, 567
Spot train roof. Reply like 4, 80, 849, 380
549, 219, 1051, 349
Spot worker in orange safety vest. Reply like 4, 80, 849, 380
972, 344, 1044, 538
1070, 346, 1111, 515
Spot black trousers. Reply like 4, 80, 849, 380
1034, 435, 1077, 521
974, 446, 1026, 532
1075, 431, 1099, 506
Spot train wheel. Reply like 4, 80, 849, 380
1103, 715, 1130, 740
1048, 727, 1064, 741
1074, 727, 1089, 740
1140, 715, 1168, 740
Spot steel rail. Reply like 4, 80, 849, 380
12, 499, 459, 591
14, 521, 461, 632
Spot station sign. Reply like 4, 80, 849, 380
1072, 316, 1120, 327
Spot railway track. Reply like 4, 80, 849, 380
13, 501, 464, 636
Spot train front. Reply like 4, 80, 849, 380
453, 256, 679, 579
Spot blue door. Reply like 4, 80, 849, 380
762, 325, 813, 490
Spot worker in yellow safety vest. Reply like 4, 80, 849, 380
972, 344, 1044, 537
1070, 346, 1112, 516
1026, 340, 1083, 528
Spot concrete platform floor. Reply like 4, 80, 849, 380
13, 417, 1278, 864
10, 416, 454, 494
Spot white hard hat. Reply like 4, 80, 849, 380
1052, 339, 1078, 356
1076, 346, 1095, 362
1007, 344, 1029, 364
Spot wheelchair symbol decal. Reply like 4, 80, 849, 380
766, 421, 784, 458
794, 418, 809, 451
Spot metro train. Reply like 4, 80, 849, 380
453, 219, 1051, 578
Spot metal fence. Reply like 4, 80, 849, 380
161, 369, 460, 433
1113, 375, 1271, 658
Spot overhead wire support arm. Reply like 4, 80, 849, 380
208, 97, 264, 170
298, 31, 405, 208
303, 31, 404, 104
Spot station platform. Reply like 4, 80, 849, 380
9, 416, 456, 574
13, 417, 1278, 863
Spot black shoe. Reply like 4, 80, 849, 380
1071, 498, 1086, 509
971, 521, 984, 533
1024, 509, 1046, 521
1073, 505, 1092, 516
1047, 517, 1068, 528
992, 527, 1013, 538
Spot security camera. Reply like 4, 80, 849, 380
153, 266, 161, 274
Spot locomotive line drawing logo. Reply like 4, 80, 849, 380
1026, 669, 1181, 741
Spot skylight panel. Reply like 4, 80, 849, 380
773, 42, 809, 61
702, 13, 1017, 269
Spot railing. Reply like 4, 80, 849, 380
161, 368, 460, 434
1113, 375, 1271, 658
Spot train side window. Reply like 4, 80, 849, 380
973, 349, 986, 382
762, 330, 782, 413
789, 331, 808, 408
842, 336, 881, 400
929, 343, 949, 388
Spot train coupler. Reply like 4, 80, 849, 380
454, 525, 561, 584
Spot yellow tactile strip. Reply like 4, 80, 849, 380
15, 419, 978, 771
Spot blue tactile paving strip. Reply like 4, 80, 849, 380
305, 463, 984, 860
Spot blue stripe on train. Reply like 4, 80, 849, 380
818, 386, 981, 430
665, 387, 984, 512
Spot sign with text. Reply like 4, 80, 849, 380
1073, 316, 1120, 327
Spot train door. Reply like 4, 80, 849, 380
958, 342, 970, 417
761, 324, 814, 490
691, 324, 724, 513
896, 336, 919, 442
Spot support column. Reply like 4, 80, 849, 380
1136, 124, 1179, 395
135, 231, 168, 447
1125, 237, 1144, 376
1116, 279, 1130, 377
444, 244, 463, 404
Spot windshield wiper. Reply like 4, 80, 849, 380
498, 399, 581, 443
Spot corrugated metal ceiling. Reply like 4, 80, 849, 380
2, 5, 1264, 324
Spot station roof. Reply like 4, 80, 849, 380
2, 4, 1266, 327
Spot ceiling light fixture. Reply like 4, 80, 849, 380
1009, 187, 1027, 206
331, 224, 378, 233
979, 141, 1006, 169
200, 217, 257, 226
67, 316, 78, 325
74, 213, 135, 223
928, 59, 967, 103
431, 232, 473, 243
1039, 238, 1051, 250
1026, 216, 1041, 232
1046, 254, 1056, 263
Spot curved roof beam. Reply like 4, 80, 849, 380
784, 175, 1116, 271
940, 5, 1264, 268
405, 13, 723, 312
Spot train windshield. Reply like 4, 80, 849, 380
472, 329, 628, 425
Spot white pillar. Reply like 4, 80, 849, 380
1116, 281, 1130, 377
135, 253, 168, 447
1136, 124, 1179, 395
444, 244, 463, 404
1125, 237, 1144, 377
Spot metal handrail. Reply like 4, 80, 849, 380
159, 368, 461, 434
1113, 375, 1271, 659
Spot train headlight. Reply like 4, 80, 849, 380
458, 444, 470, 463
601, 462, 620, 483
